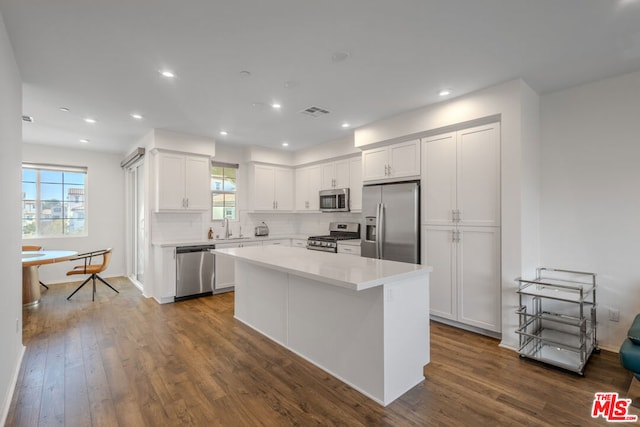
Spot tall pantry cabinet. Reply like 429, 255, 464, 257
421, 123, 501, 333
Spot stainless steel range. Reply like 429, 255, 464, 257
307, 222, 360, 253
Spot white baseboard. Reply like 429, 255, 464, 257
1, 344, 26, 427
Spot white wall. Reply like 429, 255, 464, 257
153, 128, 216, 157
540, 70, 640, 351
354, 79, 541, 348
0, 12, 25, 425
22, 144, 126, 283
293, 136, 360, 166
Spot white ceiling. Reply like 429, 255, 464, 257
2, 0, 640, 154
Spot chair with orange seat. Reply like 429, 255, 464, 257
21, 245, 49, 289
66, 248, 118, 301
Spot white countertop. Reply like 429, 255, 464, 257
153, 235, 308, 248
212, 245, 431, 291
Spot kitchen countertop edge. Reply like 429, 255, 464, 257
153, 235, 310, 248
213, 246, 432, 291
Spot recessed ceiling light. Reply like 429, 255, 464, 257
331, 51, 350, 63
239, 70, 252, 79
131, 113, 143, 120
22, 115, 34, 123
284, 80, 299, 89
219, 131, 228, 136
272, 103, 282, 109
341, 122, 350, 128
59, 107, 70, 112
282, 142, 289, 147
84, 117, 97, 124
79, 139, 90, 143
438, 89, 452, 97
160, 70, 175, 78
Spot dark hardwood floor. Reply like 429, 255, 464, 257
6, 277, 635, 426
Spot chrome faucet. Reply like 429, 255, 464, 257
223, 217, 232, 239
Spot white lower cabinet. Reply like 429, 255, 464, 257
422, 225, 501, 332
337, 243, 361, 256
158, 247, 177, 302
263, 239, 291, 247
214, 241, 261, 290
291, 239, 307, 248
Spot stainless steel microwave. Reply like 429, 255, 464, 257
319, 188, 350, 212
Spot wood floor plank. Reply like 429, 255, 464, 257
8, 277, 637, 426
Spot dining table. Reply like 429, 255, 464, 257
22, 250, 78, 306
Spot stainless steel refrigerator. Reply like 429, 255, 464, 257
361, 181, 420, 264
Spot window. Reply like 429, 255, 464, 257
22, 163, 87, 237
211, 163, 238, 220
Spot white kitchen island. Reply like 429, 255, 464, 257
212, 245, 432, 406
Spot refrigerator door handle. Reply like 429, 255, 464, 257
375, 203, 381, 259
378, 203, 385, 259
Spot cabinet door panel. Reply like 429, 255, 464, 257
307, 166, 322, 211
362, 147, 388, 182
349, 157, 362, 211
389, 140, 420, 178
422, 133, 456, 225
157, 153, 186, 210
215, 249, 236, 289
184, 156, 211, 210
423, 225, 456, 320
321, 163, 335, 190
274, 167, 294, 210
253, 165, 276, 210
457, 226, 501, 332
295, 168, 308, 211
334, 160, 350, 188
457, 123, 500, 227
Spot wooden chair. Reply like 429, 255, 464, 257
66, 248, 118, 301
21, 245, 49, 289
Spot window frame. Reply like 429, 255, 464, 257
211, 162, 239, 222
22, 162, 88, 239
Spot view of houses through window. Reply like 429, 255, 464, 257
22, 163, 87, 237
211, 163, 237, 221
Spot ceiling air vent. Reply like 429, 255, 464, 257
299, 105, 330, 118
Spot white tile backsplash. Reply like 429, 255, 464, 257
152, 211, 208, 242
152, 210, 362, 244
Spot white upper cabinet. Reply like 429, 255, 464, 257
155, 151, 210, 212
249, 163, 294, 211
362, 140, 420, 183
273, 167, 294, 211
295, 165, 322, 211
184, 156, 211, 210
295, 155, 361, 212
457, 124, 501, 227
421, 132, 457, 225
422, 123, 500, 227
321, 159, 350, 190
349, 157, 363, 212
361, 146, 389, 182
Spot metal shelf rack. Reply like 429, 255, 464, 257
516, 267, 598, 375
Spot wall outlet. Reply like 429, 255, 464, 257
609, 308, 620, 322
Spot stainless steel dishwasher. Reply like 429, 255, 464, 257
175, 245, 216, 301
